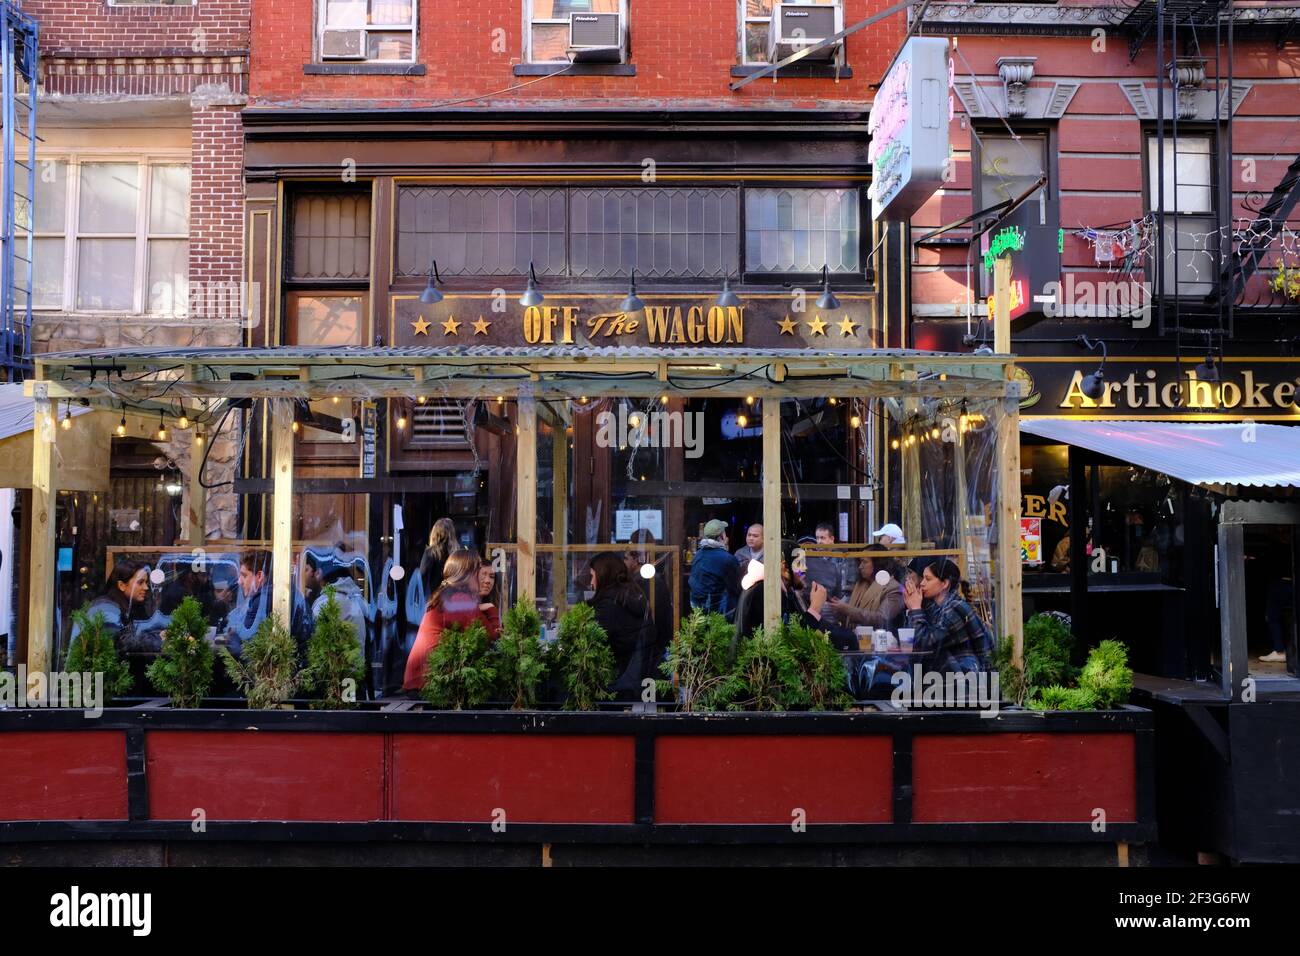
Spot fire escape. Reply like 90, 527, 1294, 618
1123, 0, 1300, 369
1, 1, 36, 383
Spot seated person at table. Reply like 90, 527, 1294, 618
901, 558, 994, 674
801, 523, 851, 599
304, 549, 369, 652
228, 550, 311, 658
403, 549, 500, 694
829, 545, 904, 630
689, 519, 741, 619
733, 556, 856, 654
159, 566, 225, 623
588, 553, 657, 700
72, 560, 152, 646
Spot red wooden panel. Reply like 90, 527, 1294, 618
912, 733, 1136, 823
655, 736, 892, 825
147, 731, 384, 822
0, 732, 128, 821
391, 734, 635, 824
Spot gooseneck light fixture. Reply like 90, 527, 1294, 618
715, 276, 742, 309
1077, 334, 1109, 401
815, 265, 841, 311
619, 269, 646, 314
419, 258, 444, 304
520, 261, 545, 307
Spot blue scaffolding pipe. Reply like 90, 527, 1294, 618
1, 2, 37, 382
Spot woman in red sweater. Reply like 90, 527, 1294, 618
403, 549, 501, 693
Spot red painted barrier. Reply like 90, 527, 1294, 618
912, 732, 1137, 823
146, 731, 385, 822
391, 734, 637, 823
0, 731, 128, 821
654, 735, 893, 824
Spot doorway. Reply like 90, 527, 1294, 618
1244, 525, 1296, 679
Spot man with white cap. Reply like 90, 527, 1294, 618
871, 523, 906, 546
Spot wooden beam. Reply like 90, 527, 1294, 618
26, 381, 57, 695
993, 255, 1012, 355
516, 391, 538, 603
996, 365, 1024, 666
270, 398, 294, 625
187, 427, 207, 547
762, 398, 782, 634
550, 416, 568, 612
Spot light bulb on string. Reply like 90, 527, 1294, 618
60, 405, 72, 430
156, 411, 168, 442
178, 413, 190, 429
850, 414, 862, 429
117, 412, 127, 438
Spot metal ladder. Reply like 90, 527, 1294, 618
1, 2, 37, 383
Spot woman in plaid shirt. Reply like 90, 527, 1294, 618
901, 559, 995, 674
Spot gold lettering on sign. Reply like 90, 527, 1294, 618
644, 305, 744, 344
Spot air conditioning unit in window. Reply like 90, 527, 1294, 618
568, 11, 626, 63
769, 2, 843, 64
321, 29, 365, 60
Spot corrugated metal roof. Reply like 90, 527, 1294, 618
35, 345, 998, 363
1020, 418, 1300, 489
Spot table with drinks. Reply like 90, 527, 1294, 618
840, 625, 922, 699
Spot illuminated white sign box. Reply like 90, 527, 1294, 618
869, 37, 951, 222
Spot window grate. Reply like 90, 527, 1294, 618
408, 399, 470, 449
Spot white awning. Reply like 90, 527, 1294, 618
1019, 418, 1300, 489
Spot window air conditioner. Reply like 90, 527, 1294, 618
321, 29, 365, 60
769, 2, 843, 64
568, 11, 626, 63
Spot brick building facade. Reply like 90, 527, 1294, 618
25, 0, 251, 539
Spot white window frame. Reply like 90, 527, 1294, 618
1145, 132, 1216, 296
523, 0, 628, 64
739, 0, 835, 65
34, 152, 190, 316
317, 0, 418, 64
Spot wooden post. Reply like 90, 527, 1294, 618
187, 426, 207, 547
993, 255, 1013, 355
26, 380, 56, 696
761, 397, 781, 633
270, 398, 294, 625
996, 363, 1024, 666
550, 413, 568, 611
517, 390, 538, 603
901, 369, 921, 546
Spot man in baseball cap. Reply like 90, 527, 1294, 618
871, 523, 906, 546
689, 519, 741, 619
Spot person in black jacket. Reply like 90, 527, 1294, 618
733, 555, 857, 657
419, 517, 457, 599
586, 552, 656, 701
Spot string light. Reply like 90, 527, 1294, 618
291, 420, 300, 433
891, 438, 900, 450
736, 412, 749, 428
396, 413, 408, 430
195, 430, 205, 447
931, 427, 940, 439
828, 397, 838, 405
661, 395, 669, 405
178, 413, 190, 429
416, 395, 426, 404
850, 413, 862, 429
60, 405, 72, 430
156, 411, 168, 442
746, 395, 755, 405
116, 412, 127, 438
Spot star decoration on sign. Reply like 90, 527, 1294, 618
472, 315, 491, 336
440, 316, 461, 336
806, 315, 827, 336
837, 316, 859, 337
411, 315, 430, 336
777, 315, 798, 335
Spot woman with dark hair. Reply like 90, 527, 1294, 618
403, 548, 499, 693
75, 561, 151, 643
733, 548, 857, 654
419, 517, 458, 597
901, 558, 995, 674
587, 552, 656, 700
829, 544, 904, 630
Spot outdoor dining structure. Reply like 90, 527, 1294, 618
1, 339, 1153, 864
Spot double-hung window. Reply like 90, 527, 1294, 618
526, 0, 622, 63
34, 157, 190, 315
318, 0, 417, 63
1147, 133, 1216, 296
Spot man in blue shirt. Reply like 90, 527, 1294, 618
689, 519, 741, 620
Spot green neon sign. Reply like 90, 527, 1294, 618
983, 226, 1025, 273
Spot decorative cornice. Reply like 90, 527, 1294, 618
922, 3, 1130, 33
1173, 57, 1206, 121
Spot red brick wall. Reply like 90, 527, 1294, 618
251, 0, 904, 107
909, 32, 1300, 317
25, 0, 248, 56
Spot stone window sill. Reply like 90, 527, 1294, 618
304, 63, 428, 76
